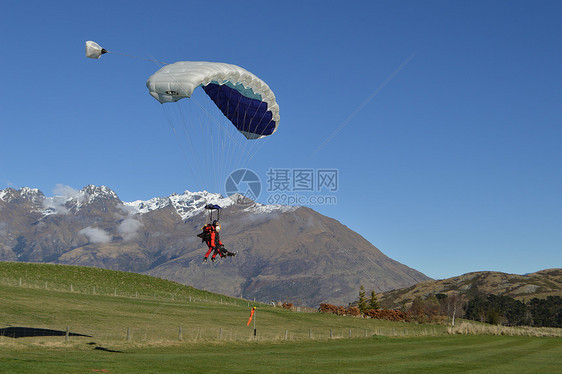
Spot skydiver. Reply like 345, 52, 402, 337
202, 220, 237, 262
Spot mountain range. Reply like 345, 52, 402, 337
0, 185, 430, 307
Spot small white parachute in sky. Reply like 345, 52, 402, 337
85, 41, 107, 59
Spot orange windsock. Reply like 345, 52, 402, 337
247, 307, 256, 326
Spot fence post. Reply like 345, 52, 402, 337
70, 284, 73, 292
65, 326, 69, 342
127, 327, 131, 342
19, 278, 22, 287
349, 329, 352, 338
219, 328, 222, 340
364, 329, 367, 337
330, 329, 332, 339
93, 286, 95, 295
309, 329, 312, 339
285, 329, 288, 340
179, 327, 183, 341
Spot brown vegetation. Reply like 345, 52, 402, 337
282, 302, 294, 310
318, 303, 408, 321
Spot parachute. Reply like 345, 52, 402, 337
85, 41, 107, 59
146, 62, 279, 140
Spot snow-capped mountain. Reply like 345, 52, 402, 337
0, 185, 430, 307
124, 190, 236, 220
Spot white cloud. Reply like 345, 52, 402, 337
42, 196, 70, 214
117, 217, 143, 241
79, 226, 112, 244
53, 184, 88, 203
42, 184, 89, 215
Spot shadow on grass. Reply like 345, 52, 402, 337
0, 326, 92, 338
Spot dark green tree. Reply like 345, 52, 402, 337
466, 294, 529, 326
358, 285, 367, 312
368, 290, 379, 310
528, 296, 562, 327
465, 295, 487, 322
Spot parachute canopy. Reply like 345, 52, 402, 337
85, 41, 107, 59
146, 62, 279, 139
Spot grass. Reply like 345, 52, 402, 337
1, 262, 561, 373
1, 336, 561, 373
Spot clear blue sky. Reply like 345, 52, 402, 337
1, 0, 561, 279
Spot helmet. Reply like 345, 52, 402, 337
212, 220, 219, 226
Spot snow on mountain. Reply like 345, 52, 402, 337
0, 187, 43, 204
243, 202, 298, 214
1, 185, 297, 220
81, 185, 120, 203
124, 190, 236, 220
0, 189, 12, 202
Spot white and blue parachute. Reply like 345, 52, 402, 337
146, 62, 279, 140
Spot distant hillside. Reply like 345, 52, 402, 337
378, 269, 562, 309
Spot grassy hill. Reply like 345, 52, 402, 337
378, 269, 562, 309
0, 261, 241, 306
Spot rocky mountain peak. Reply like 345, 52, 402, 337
0, 187, 44, 204
81, 185, 120, 203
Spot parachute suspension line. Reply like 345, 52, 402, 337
177, 102, 208, 191
104, 51, 168, 65
210, 208, 220, 222
232, 87, 259, 176
196, 82, 253, 194
196, 96, 219, 193
223, 82, 239, 190
159, 65, 229, 192
229, 83, 253, 181
237, 97, 276, 176
190, 90, 237, 192
160, 105, 205, 191
152, 63, 214, 192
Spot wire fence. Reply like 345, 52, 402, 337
0, 324, 448, 345
0, 276, 254, 308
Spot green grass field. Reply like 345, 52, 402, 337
2, 335, 560, 373
1, 262, 561, 373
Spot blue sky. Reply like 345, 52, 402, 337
1, 0, 561, 280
